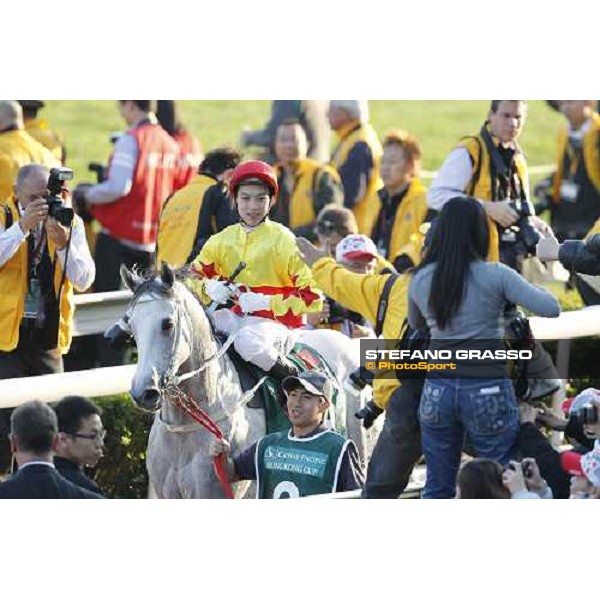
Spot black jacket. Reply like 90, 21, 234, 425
54, 456, 105, 497
0, 463, 103, 499
559, 234, 600, 275
517, 423, 571, 499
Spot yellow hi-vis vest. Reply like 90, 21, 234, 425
156, 174, 218, 269
274, 158, 341, 230
0, 199, 75, 353
458, 132, 530, 263
552, 112, 600, 240
377, 177, 429, 267
24, 117, 65, 163
0, 129, 59, 202
552, 112, 600, 203
330, 122, 383, 236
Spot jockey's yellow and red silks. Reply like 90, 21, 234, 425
187, 219, 322, 328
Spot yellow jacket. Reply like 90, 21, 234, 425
330, 121, 383, 236
552, 112, 600, 203
459, 128, 529, 262
274, 158, 342, 232
374, 178, 429, 267
311, 256, 410, 409
157, 173, 217, 268
0, 198, 75, 353
24, 117, 65, 163
0, 129, 59, 202
188, 219, 322, 328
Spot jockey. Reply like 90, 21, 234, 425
187, 160, 323, 379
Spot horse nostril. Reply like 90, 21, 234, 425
140, 388, 161, 408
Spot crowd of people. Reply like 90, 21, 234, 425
1, 99, 600, 499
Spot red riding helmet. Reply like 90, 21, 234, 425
229, 160, 279, 200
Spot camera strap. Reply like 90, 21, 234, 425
53, 221, 74, 308
375, 273, 399, 337
1, 203, 12, 229
480, 125, 526, 202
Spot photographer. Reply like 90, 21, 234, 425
514, 387, 600, 500
428, 101, 552, 272
456, 457, 553, 499
0, 164, 94, 379
429, 100, 561, 402
549, 101, 600, 242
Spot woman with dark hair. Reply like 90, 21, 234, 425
157, 100, 203, 191
456, 458, 510, 499
408, 196, 560, 498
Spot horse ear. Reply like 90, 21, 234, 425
120, 265, 143, 291
161, 262, 175, 288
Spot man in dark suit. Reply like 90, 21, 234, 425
54, 395, 105, 496
0, 400, 102, 499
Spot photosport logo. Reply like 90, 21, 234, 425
359, 339, 536, 379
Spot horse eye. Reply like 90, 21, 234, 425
162, 318, 174, 332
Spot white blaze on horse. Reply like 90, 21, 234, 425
122, 263, 375, 499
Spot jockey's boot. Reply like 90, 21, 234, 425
268, 357, 302, 382
268, 357, 302, 408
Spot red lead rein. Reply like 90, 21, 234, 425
171, 393, 235, 499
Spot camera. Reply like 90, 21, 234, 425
507, 200, 541, 256
573, 404, 599, 427
507, 461, 533, 478
505, 309, 535, 352
88, 162, 106, 184
47, 167, 74, 227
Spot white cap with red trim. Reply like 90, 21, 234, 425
335, 234, 378, 264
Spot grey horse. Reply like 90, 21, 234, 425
122, 264, 375, 498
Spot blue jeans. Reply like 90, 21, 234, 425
419, 377, 519, 499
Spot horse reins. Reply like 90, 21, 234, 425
130, 289, 238, 498
166, 387, 234, 499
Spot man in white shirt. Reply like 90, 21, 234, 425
0, 164, 95, 378
428, 100, 552, 272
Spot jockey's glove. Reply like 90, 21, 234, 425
355, 400, 384, 429
205, 279, 235, 304
238, 291, 271, 314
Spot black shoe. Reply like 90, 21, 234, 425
268, 357, 301, 381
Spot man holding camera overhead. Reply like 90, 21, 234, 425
0, 164, 95, 379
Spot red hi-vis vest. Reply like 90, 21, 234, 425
92, 122, 179, 245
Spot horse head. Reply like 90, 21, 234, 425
121, 262, 199, 411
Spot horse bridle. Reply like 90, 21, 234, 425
128, 287, 238, 498
128, 289, 239, 391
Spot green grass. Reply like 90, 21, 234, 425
43, 100, 564, 187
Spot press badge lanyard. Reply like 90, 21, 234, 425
24, 227, 49, 323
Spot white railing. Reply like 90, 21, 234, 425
73, 290, 132, 337
2, 304, 599, 410
0, 365, 136, 409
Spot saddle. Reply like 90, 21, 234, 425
220, 337, 338, 434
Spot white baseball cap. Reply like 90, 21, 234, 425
335, 234, 378, 263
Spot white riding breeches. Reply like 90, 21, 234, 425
211, 310, 297, 371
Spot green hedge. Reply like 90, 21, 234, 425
92, 395, 153, 498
